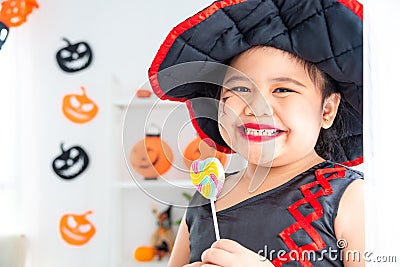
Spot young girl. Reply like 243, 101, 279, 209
148, 0, 364, 266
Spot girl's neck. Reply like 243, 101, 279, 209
244, 151, 325, 193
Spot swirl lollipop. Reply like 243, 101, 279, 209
190, 157, 225, 240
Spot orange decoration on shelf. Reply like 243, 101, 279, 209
134, 246, 156, 262
130, 126, 174, 180
59, 210, 96, 246
135, 88, 152, 98
0, 0, 39, 28
183, 137, 227, 169
62, 86, 99, 124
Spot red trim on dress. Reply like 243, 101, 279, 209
340, 156, 364, 167
272, 166, 347, 266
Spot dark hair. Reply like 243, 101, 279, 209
314, 76, 348, 160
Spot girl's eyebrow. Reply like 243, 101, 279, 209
270, 77, 306, 88
223, 75, 306, 88
223, 75, 251, 85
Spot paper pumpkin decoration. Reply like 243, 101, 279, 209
183, 137, 227, 170
56, 38, 93, 72
130, 126, 173, 180
0, 22, 9, 50
0, 0, 39, 28
52, 143, 89, 180
62, 86, 99, 124
59, 211, 96, 246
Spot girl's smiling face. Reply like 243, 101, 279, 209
218, 46, 329, 167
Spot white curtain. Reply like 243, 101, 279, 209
364, 0, 400, 263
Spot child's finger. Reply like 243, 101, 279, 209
182, 262, 204, 267
201, 247, 232, 266
211, 239, 244, 253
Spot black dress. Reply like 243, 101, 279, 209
186, 161, 363, 266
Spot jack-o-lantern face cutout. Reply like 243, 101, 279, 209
0, 0, 39, 28
0, 22, 9, 50
183, 137, 227, 169
52, 143, 89, 180
59, 211, 96, 246
56, 38, 93, 73
62, 86, 98, 124
130, 129, 174, 180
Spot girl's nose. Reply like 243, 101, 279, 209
243, 95, 273, 117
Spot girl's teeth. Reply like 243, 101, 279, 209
245, 128, 279, 136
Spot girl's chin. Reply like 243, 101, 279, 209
237, 151, 276, 167
234, 144, 276, 164
250, 157, 276, 166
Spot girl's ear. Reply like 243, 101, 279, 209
322, 93, 341, 129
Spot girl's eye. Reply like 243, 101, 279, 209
273, 88, 295, 93
228, 87, 251, 93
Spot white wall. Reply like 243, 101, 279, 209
0, 18, 19, 235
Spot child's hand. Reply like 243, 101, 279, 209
184, 239, 274, 267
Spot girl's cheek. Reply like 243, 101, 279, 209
218, 122, 233, 147
220, 97, 246, 118
218, 101, 238, 147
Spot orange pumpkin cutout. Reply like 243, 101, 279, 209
130, 126, 173, 180
183, 137, 227, 170
0, 0, 39, 28
59, 211, 96, 246
62, 86, 99, 124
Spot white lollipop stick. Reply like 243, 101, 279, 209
210, 198, 220, 240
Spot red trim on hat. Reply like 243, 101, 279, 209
337, 0, 363, 20
186, 100, 233, 154
149, 0, 247, 102
340, 156, 364, 167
